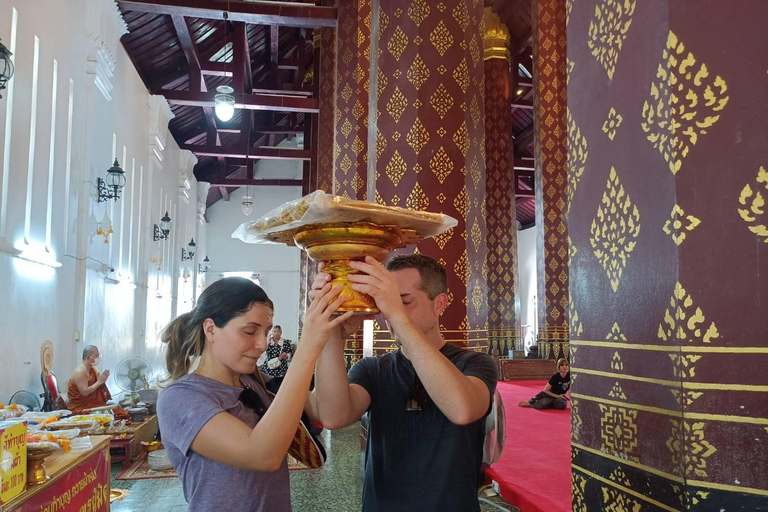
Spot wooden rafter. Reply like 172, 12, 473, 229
117, 0, 337, 28
158, 89, 319, 113
180, 144, 311, 160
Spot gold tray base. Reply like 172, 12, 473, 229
295, 223, 415, 314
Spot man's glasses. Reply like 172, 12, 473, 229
239, 386, 268, 416
406, 374, 429, 411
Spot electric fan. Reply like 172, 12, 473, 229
114, 357, 152, 393
10, 390, 41, 411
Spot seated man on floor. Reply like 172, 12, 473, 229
67, 345, 129, 419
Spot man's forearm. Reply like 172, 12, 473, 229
312, 336, 357, 429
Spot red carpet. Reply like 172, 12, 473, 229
486, 381, 571, 512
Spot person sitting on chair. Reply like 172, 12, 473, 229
518, 358, 570, 410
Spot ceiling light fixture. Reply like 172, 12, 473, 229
214, 85, 235, 122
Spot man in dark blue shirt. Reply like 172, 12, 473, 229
306, 254, 498, 512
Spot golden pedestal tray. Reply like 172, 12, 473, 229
294, 223, 419, 313
233, 191, 457, 314
27, 446, 55, 485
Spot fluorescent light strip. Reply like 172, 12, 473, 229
45, 59, 58, 252
63, 79, 73, 254
127, 157, 135, 274
0, 8, 18, 238
24, 36, 41, 245
16, 242, 62, 268
136, 165, 143, 278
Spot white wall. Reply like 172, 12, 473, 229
0, 0, 201, 403
206, 180, 303, 344
517, 227, 537, 347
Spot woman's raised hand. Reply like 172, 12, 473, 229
308, 261, 331, 302
300, 282, 354, 354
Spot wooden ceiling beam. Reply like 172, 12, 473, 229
158, 89, 319, 113
511, 99, 533, 110
116, 0, 337, 28
170, 15, 223, 149
515, 186, 535, 198
514, 159, 535, 171
181, 144, 311, 160
254, 125, 303, 134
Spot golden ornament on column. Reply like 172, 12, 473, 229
483, 8, 510, 63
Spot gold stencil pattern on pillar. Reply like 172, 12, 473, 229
571, 398, 583, 442
602, 107, 623, 141
430, 83, 454, 119
430, 146, 453, 184
669, 354, 701, 379
430, 21, 454, 56
737, 166, 768, 243
407, 0, 429, 26
610, 351, 624, 371
589, 167, 641, 292
658, 282, 720, 343
453, 58, 470, 93
572, 473, 587, 512
681, 490, 710, 509
667, 420, 717, 478
670, 389, 703, 408
406, 182, 429, 211
385, 151, 407, 187
387, 26, 409, 61
569, 298, 583, 338
606, 322, 627, 341
587, 0, 637, 80
641, 31, 729, 175
662, 204, 701, 245
608, 382, 627, 400
609, 467, 631, 487
406, 119, 430, 156
407, 55, 430, 90
387, 87, 408, 123
567, 108, 588, 215
599, 404, 639, 461
602, 488, 641, 512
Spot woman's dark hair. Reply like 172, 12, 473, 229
161, 277, 273, 382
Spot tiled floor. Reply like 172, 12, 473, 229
109, 424, 518, 511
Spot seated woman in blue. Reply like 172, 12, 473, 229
518, 358, 570, 410
157, 277, 351, 512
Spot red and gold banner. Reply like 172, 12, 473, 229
8, 445, 110, 512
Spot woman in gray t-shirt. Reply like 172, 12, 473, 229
157, 277, 352, 511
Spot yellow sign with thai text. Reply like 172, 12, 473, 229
0, 422, 27, 504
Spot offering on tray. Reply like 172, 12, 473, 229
53, 413, 112, 427
44, 417, 98, 431
0, 403, 28, 419
233, 190, 456, 246
232, 191, 457, 313
27, 432, 72, 453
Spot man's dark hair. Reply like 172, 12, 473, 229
386, 254, 448, 299
82, 345, 98, 360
